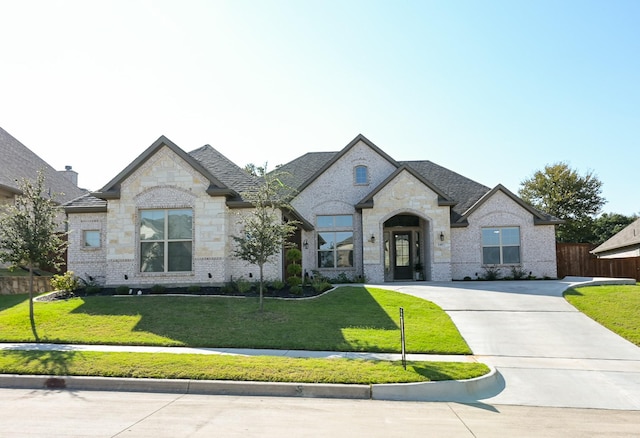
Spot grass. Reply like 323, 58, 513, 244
0, 286, 471, 354
0, 350, 489, 384
565, 284, 640, 346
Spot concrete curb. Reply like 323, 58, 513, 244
0, 369, 500, 402
371, 367, 502, 402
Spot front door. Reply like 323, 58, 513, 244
393, 232, 413, 280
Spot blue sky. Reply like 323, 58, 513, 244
1, 0, 638, 215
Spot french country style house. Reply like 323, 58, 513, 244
64, 134, 561, 286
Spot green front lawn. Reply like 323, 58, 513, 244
0, 286, 472, 354
0, 350, 489, 384
565, 284, 640, 346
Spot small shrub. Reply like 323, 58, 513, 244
287, 276, 302, 287
221, 282, 235, 294
115, 285, 130, 294
187, 285, 201, 293
286, 248, 302, 262
510, 265, 527, 280
287, 263, 302, 277
50, 271, 80, 292
235, 278, 253, 294
84, 285, 101, 295
151, 284, 166, 293
268, 280, 285, 291
312, 281, 332, 293
289, 285, 303, 295
481, 266, 501, 281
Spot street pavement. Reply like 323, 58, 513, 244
2, 388, 640, 437
1, 277, 640, 410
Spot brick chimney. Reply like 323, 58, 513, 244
59, 165, 78, 186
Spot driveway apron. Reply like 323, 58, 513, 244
384, 278, 640, 410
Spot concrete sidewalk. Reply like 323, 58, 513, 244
0, 342, 499, 402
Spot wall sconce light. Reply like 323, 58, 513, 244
124, 274, 128, 280
369, 233, 376, 243
303, 239, 309, 249
439, 232, 445, 242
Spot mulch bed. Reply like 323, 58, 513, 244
38, 285, 328, 302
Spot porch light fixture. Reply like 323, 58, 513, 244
303, 239, 309, 249
439, 232, 445, 242
369, 233, 375, 243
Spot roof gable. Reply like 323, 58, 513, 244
0, 126, 87, 204
356, 165, 456, 209
456, 184, 563, 227
277, 134, 399, 194
591, 218, 640, 254
93, 136, 236, 200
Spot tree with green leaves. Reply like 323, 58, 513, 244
0, 171, 68, 337
519, 162, 606, 243
233, 166, 298, 311
591, 212, 638, 245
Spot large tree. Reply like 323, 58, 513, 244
590, 212, 638, 245
0, 171, 68, 336
519, 162, 606, 242
233, 166, 298, 312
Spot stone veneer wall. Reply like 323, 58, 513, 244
67, 146, 283, 288
0, 276, 52, 295
451, 190, 558, 280
67, 212, 108, 284
362, 170, 452, 282
292, 140, 397, 280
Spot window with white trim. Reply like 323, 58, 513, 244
140, 209, 193, 272
482, 227, 520, 264
317, 215, 354, 268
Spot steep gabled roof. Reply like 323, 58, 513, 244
454, 184, 563, 227
400, 160, 490, 221
0, 126, 87, 204
93, 136, 240, 200
356, 164, 457, 209
188, 144, 259, 196
275, 134, 399, 193
591, 218, 640, 255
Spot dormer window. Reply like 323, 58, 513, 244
354, 165, 368, 185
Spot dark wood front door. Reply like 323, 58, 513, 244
393, 232, 413, 280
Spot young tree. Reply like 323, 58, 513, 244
519, 162, 605, 242
233, 166, 298, 312
0, 171, 68, 336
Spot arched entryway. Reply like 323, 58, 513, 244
383, 214, 428, 281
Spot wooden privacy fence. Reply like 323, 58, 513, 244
556, 243, 640, 282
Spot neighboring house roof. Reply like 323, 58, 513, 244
591, 218, 640, 255
0, 126, 87, 204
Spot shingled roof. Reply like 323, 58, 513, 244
0, 126, 87, 204
591, 218, 640, 255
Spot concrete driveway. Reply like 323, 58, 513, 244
383, 277, 640, 410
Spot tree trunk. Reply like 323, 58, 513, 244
258, 264, 264, 312
28, 263, 38, 341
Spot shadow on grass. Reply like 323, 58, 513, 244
0, 350, 75, 376
0, 294, 30, 312
68, 287, 400, 351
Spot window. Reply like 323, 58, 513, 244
140, 209, 193, 272
482, 227, 520, 265
354, 165, 368, 185
317, 215, 354, 268
83, 230, 101, 248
